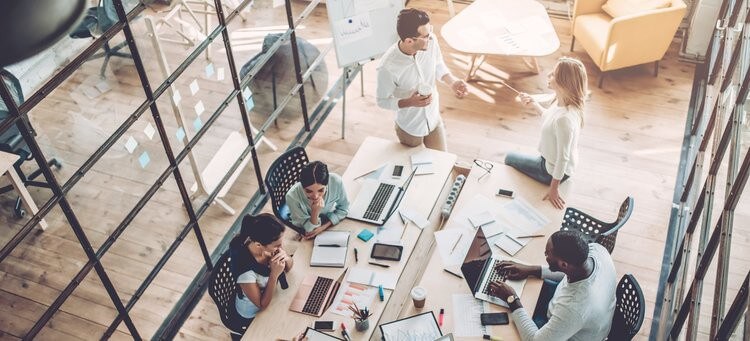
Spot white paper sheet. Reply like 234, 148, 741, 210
347, 267, 398, 290
334, 13, 374, 46
400, 208, 429, 229
327, 281, 377, 317
381, 312, 442, 341
452, 294, 487, 337
452, 194, 509, 238
354, 0, 389, 13
434, 228, 474, 268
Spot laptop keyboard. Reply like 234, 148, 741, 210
363, 183, 395, 220
302, 276, 334, 314
481, 259, 509, 296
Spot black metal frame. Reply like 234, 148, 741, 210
0, 0, 347, 339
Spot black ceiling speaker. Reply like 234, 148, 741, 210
0, 0, 87, 66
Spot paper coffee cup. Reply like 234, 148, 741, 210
417, 84, 431, 97
411, 286, 427, 308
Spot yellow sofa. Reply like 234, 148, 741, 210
570, 0, 687, 87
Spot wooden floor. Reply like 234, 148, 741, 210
0, 0, 746, 340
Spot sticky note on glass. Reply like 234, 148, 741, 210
217, 67, 225, 81
138, 151, 150, 169
190, 79, 199, 95
193, 117, 203, 131
143, 122, 156, 140
95, 81, 111, 94
176, 127, 186, 142
242, 87, 252, 100
205, 63, 215, 78
194, 100, 205, 116
245, 96, 254, 111
124, 136, 137, 154
172, 90, 182, 104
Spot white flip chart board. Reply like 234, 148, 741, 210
326, 0, 404, 68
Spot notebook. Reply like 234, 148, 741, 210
311, 231, 350, 267
410, 150, 434, 175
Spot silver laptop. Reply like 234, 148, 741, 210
460, 227, 525, 307
347, 168, 417, 225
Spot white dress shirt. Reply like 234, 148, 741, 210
538, 105, 582, 179
376, 39, 450, 137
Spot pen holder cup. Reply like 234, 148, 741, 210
355, 319, 370, 331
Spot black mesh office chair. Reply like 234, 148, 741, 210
608, 274, 645, 340
69, 0, 133, 78
0, 69, 61, 218
208, 250, 251, 340
264, 146, 309, 235
560, 197, 634, 253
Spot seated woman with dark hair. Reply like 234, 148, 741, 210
230, 213, 293, 327
285, 161, 349, 240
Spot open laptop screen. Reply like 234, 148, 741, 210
460, 227, 492, 295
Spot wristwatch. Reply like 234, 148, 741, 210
506, 294, 518, 305
507, 294, 521, 311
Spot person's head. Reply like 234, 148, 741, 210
548, 56, 588, 114
544, 230, 589, 273
240, 213, 285, 255
396, 8, 432, 52
300, 161, 329, 202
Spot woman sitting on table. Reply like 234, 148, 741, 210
230, 213, 293, 327
285, 161, 350, 240
505, 56, 588, 209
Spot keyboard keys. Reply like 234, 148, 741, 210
363, 183, 395, 220
302, 277, 333, 314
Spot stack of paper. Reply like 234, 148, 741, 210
493, 197, 549, 256
347, 267, 399, 290
311, 231, 350, 267
410, 150, 434, 175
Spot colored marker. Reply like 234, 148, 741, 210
378, 285, 385, 301
341, 323, 352, 341
438, 308, 444, 326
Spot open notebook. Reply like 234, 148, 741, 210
311, 231, 350, 267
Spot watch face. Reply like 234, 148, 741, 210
507, 295, 516, 304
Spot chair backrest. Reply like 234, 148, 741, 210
264, 146, 308, 232
608, 274, 645, 340
0, 69, 29, 156
560, 207, 607, 241
207, 250, 247, 335
595, 197, 634, 253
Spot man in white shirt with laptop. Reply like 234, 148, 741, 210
489, 230, 617, 340
376, 8, 468, 152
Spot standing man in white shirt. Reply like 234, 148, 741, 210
376, 8, 468, 152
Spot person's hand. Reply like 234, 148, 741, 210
269, 254, 285, 279
451, 79, 468, 98
272, 248, 288, 264
516, 92, 534, 106
303, 226, 326, 240
402, 91, 432, 108
543, 186, 566, 209
489, 281, 517, 300
292, 330, 308, 341
496, 261, 537, 280
310, 197, 324, 214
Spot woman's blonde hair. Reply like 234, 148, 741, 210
553, 57, 588, 126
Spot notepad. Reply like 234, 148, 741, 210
311, 231, 350, 267
410, 150, 434, 175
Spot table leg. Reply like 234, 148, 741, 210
6, 169, 48, 230
523, 56, 540, 74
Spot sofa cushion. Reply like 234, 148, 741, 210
602, 0, 671, 17
574, 13, 612, 57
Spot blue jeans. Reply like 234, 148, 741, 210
504, 152, 569, 185
532, 279, 559, 327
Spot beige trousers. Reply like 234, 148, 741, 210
394, 122, 448, 152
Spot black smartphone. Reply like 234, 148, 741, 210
313, 320, 334, 331
370, 243, 403, 261
480, 312, 509, 325
496, 188, 514, 198
392, 165, 404, 178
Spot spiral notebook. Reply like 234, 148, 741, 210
310, 231, 350, 267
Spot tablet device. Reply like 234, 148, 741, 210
370, 243, 403, 261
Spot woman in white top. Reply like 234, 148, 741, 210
230, 213, 294, 330
505, 57, 588, 209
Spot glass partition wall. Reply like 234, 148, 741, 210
0, 0, 340, 339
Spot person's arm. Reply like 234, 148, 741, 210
435, 43, 451, 82
510, 304, 584, 341
540, 266, 566, 282
376, 67, 401, 111
286, 188, 321, 232
325, 175, 350, 226
551, 115, 576, 181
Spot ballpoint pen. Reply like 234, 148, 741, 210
369, 261, 390, 268
449, 234, 462, 254
354, 248, 359, 262
483, 335, 503, 341
516, 234, 545, 238
318, 244, 341, 247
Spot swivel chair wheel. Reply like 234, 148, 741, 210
14, 207, 26, 219
51, 159, 62, 169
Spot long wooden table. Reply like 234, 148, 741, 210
243, 136, 457, 340
397, 161, 572, 340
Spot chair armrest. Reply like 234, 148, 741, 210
600, 4, 687, 70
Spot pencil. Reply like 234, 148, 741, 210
516, 234, 545, 238
499, 80, 520, 95
450, 234, 463, 254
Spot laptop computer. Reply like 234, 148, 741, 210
290, 269, 347, 317
347, 168, 417, 225
460, 227, 526, 307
